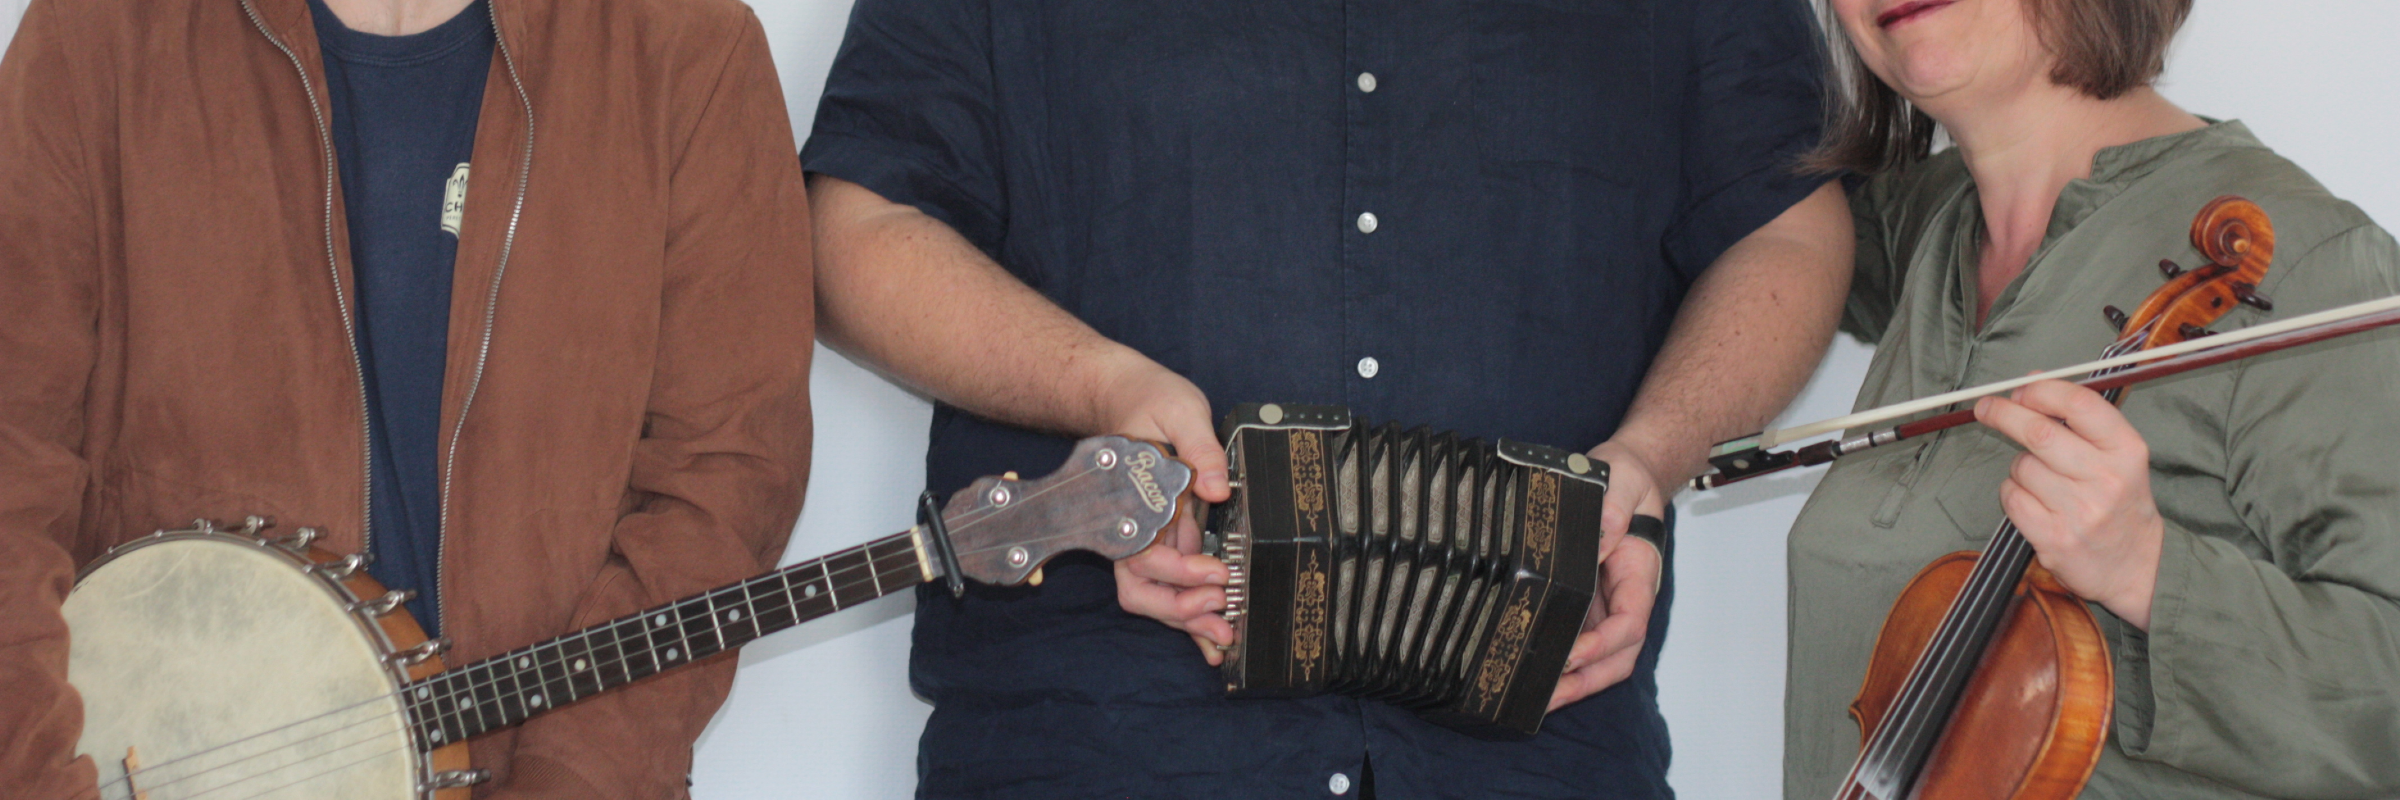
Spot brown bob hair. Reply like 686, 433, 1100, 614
1802, 0, 2195, 175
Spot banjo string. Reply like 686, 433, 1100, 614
180, 745, 414, 800
96, 557, 927, 796
157, 725, 403, 800
101, 461, 1128, 796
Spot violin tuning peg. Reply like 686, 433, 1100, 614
2232, 282, 2275, 311
2102, 305, 2129, 331
2178, 323, 2216, 340
2158, 259, 2185, 278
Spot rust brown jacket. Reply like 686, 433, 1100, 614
0, 0, 814, 796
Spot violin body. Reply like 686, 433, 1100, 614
1827, 197, 2275, 800
1844, 553, 2112, 800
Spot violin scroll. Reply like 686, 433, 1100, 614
2120, 196, 2276, 351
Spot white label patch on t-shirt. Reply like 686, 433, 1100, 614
440, 162, 471, 236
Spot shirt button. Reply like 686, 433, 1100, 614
1355, 357, 1380, 379
1329, 772, 1353, 795
1355, 72, 1377, 93
1356, 212, 1379, 234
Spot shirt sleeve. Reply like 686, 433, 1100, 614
799, 0, 1006, 253
0, 1, 110, 796
1660, 0, 1830, 282
2107, 223, 2400, 797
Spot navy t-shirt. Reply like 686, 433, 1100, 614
312, 0, 493, 636
803, 0, 1827, 797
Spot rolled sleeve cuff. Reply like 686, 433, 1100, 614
2106, 517, 2202, 760
801, 131, 1006, 253
1661, 161, 1832, 282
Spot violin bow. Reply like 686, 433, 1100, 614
1693, 291, 2400, 490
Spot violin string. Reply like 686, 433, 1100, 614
1861, 526, 2032, 783
1851, 334, 2146, 788
102, 455, 1150, 796
1858, 337, 2140, 784
98, 553, 926, 796
1854, 525, 2028, 784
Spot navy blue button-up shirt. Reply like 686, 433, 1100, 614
803, 0, 1824, 796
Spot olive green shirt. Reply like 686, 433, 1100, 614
1785, 121, 2400, 799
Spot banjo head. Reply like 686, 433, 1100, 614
65, 533, 426, 800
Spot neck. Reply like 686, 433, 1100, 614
1925, 84, 2204, 324
319, 0, 477, 36
1938, 85, 2206, 253
400, 529, 932, 750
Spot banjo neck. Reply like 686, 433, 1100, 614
395, 434, 1190, 752
401, 529, 929, 750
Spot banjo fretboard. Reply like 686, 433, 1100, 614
399, 532, 927, 749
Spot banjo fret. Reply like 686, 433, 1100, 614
396, 530, 935, 751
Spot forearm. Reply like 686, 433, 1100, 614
1610, 181, 1852, 483
810, 174, 1152, 438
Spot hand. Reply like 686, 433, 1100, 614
1975, 379, 2164, 630
1095, 357, 1238, 663
1550, 438, 1671, 710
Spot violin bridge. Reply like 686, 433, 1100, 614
124, 746, 151, 800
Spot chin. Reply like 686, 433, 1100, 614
1880, 46, 1978, 105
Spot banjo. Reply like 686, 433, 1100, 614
65, 435, 1189, 800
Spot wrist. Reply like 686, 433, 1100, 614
1598, 424, 1702, 492
1076, 342, 1166, 436
2110, 516, 2166, 631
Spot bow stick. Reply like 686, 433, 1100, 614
1693, 291, 2400, 490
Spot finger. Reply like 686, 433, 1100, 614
2005, 450, 2080, 509
1563, 545, 1659, 669
1122, 541, 1227, 587
1998, 477, 2060, 538
1113, 560, 1231, 642
1173, 585, 1235, 644
1550, 646, 1642, 711
1163, 508, 1205, 556
1191, 632, 1224, 666
2012, 379, 2146, 455
1976, 394, 2104, 478
1160, 405, 1232, 503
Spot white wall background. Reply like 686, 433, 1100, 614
3, 1, 2392, 798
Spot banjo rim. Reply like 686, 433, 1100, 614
74, 524, 473, 800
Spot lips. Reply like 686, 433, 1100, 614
1877, 0, 1956, 28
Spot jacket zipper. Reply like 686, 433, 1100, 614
238, 0, 376, 566
435, 3, 537, 637
243, 0, 537, 639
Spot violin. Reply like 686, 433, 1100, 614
1791, 197, 2271, 800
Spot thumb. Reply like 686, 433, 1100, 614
1161, 410, 1231, 503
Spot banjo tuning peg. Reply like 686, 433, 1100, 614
2159, 259, 2185, 278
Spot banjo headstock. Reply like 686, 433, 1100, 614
939, 436, 1192, 586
